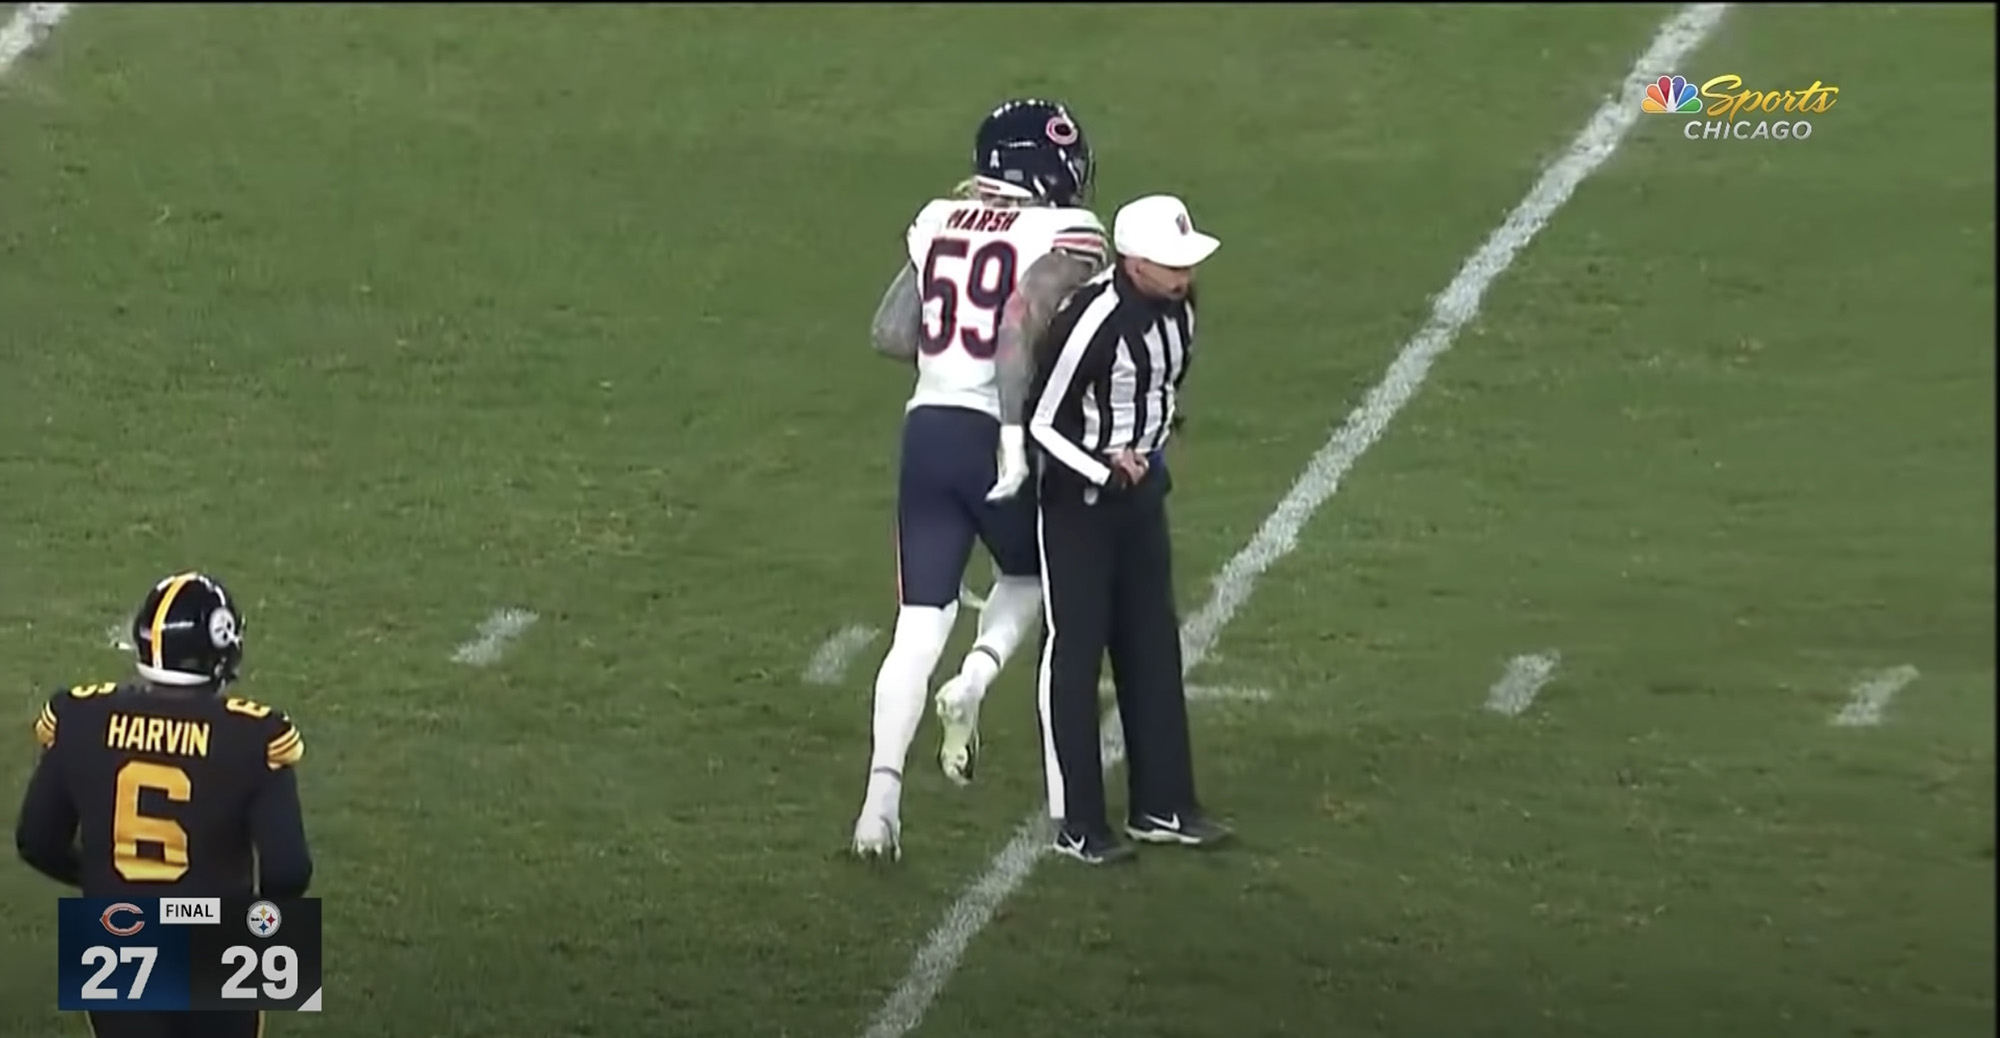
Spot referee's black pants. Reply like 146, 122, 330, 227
1035, 466, 1198, 835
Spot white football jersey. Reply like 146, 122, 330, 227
902, 198, 1107, 418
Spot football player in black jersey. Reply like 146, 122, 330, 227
14, 571, 313, 1038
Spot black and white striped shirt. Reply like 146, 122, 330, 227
1027, 266, 1195, 487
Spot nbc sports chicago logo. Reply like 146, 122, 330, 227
1643, 74, 1839, 141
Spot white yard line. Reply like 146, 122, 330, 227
803, 624, 881, 684
1831, 664, 1918, 727
1186, 684, 1271, 704
450, 608, 539, 667
857, 7, 1731, 1037
1095, 677, 1271, 703
1484, 652, 1562, 717
0, 2, 71, 73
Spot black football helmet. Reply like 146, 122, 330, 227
971, 98, 1094, 207
130, 572, 245, 689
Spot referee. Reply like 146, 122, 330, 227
1027, 194, 1230, 865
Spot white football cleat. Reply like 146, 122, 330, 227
934, 676, 982, 787
851, 809, 901, 861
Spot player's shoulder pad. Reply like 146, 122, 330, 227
906, 197, 960, 240
1050, 205, 1107, 233
220, 695, 304, 770
1043, 206, 1109, 262
37, 681, 124, 749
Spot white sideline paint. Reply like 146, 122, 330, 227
450, 609, 539, 667
857, 7, 1731, 1037
803, 624, 880, 684
1485, 652, 1561, 717
0, 2, 71, 73
1831, 664, 1918, 728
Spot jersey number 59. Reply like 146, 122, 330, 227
919, 237, 1018, 360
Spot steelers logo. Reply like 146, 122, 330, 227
246, 900, 283, 939
209, 607, 241, 649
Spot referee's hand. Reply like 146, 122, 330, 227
1106, 449, 1149, 489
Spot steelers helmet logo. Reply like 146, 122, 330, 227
208, 607, 241, 649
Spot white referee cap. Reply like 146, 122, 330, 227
1113, 194, 1221, 269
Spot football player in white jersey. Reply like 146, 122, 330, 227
851, 99, 1111, 859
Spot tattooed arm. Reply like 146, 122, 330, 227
870, 263, 922, 363
995, 251, 1103, 424
981, 248, 1105, 501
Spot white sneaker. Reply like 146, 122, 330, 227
851, 809, 901, 861
934, 675, 983, 787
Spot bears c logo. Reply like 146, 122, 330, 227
100, 902, 146, 936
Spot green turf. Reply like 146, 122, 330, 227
2, 4, 1992, 1037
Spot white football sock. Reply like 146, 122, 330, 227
951, 575, 1041, 708
866, 603, 959, 791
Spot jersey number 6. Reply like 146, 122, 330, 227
919, 237, 1019, 360
113, 760, 191, 883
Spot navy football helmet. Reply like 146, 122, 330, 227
130, 571, 245, 689
970, 98, 1094, 207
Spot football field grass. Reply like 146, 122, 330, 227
1, 4, 1993, 1037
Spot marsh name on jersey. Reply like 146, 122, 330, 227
903, 198, 1106, 419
